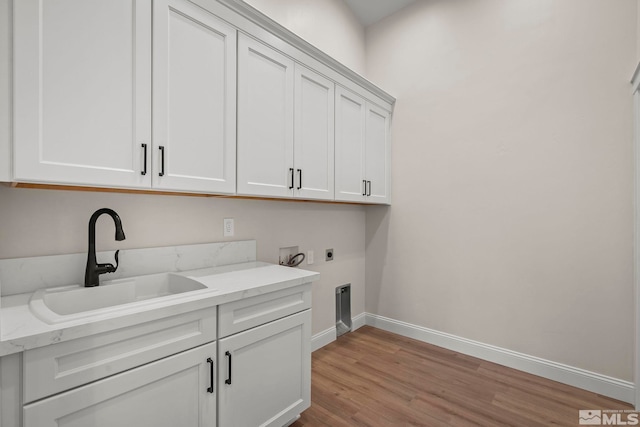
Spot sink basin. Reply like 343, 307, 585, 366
29, 273, 212, 324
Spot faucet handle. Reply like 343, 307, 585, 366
96, 250, 120, 275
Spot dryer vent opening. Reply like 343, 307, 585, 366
336, 284, 352, 337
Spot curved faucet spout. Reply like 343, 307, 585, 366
84, 208, 126, 287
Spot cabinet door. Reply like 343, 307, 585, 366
294, 65, 335, 201
218, 310, 311, 427
153, 0, 236, 194
237, 34, 295, 197
24, 342, 217, 427
13, 0, 152, 188
334, 86, 366, 202
365, 102, 391, 204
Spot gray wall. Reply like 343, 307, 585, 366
365, 0, 636, 380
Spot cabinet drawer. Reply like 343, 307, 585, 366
24, 341, 217, 427
218, 283, 311, 338
23, 307, 217, 403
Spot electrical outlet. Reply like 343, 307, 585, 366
325, 248, 334, 261
223, 218, 234, 237
307, 250, 314, 265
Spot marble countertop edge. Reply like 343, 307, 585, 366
0, 262, 319, 357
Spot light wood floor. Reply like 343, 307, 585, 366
291, 326, 632, 426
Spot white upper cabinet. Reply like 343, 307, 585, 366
13, 0, 152, 188
13, 0, 236, 194
237, 33, 295, 198
294, 65, 335, 201
335, 86, 391, 204
365, 102, 391, 204
237, 35, 336, 201
335, 86, 367, 202
153, 0, 236, 194
8, 0, 393, 201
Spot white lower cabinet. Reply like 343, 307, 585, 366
23, 308, 217, 403
3, 285, 312, 427
18, 309, 218, 427
217, 310, 311, 427
24, 341, 217, 427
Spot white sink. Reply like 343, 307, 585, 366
29, 273, 212, 324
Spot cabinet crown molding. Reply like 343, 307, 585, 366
216, 0, 396, 106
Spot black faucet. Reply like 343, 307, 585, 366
84, 208, 126, 287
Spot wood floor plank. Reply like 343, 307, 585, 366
291, 326, 633, 426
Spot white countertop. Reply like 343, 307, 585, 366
0, 262, 319, 356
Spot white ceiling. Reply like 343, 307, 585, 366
344, 0, 416, 27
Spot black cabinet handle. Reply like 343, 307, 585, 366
141, 144, 147, 176
225, 351, 232, 385
159, 146, 165, 177
367, 181, 372, 197
297, 169, 302, 190
362, 180, 367, 196
289, 168, 294, 189
207, 358, 214, 393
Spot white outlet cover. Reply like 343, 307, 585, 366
223, 218, 234, 237
307, 250, 314, 264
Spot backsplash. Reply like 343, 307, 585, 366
0, 240, 256, 296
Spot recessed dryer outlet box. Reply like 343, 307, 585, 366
279, 246, 299, 266
336, 284, 351, 337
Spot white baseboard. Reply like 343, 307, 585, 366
365, 313, 635, 404
310, 312, 635, 403
311, 312, 366, 352
311, 326, 336, 352
352, 312, 366, 330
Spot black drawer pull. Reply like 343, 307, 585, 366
207, 358, 214, 393
141, 143, 147, 176
225, 351, 232, 385
159, 146, 165, 177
